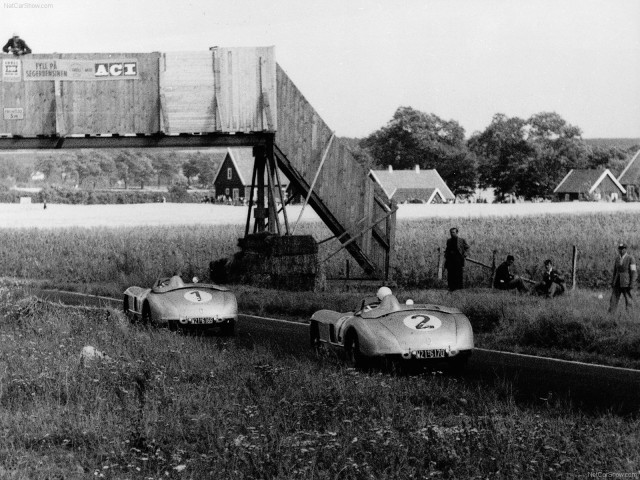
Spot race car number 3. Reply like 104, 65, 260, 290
184, 290, 213, 303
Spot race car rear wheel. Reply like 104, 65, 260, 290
310, 321, 321, 353
123, 297, 135, 323
344, 331, 363, 368
219, 319, 235, 336
448, 351, 471, 374
141, 302, 152, 326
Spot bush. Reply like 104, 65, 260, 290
20, 185, 203, 204
168, 181, 190, 202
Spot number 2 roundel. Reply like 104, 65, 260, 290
403, 314, 442, 331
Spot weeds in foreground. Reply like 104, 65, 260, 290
0, 289, 638, 478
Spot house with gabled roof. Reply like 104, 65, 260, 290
369, 166, 455, 204
617, 149, 640, 201
212, 148, 288, 202
553, 168, 625, 202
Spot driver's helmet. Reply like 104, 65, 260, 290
376, 286, 392, 301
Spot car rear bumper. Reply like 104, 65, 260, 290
385, 349, 472, 362
166, 317, 236, 330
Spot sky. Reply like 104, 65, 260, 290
2, 0, 639, 139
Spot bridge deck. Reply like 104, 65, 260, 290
0, 47, 394, 280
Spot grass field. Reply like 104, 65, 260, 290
0, 201, 638, 289
0, 202, 639, 368
1, 292, 638, 478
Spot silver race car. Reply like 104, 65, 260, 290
310, 290, 473, 370
123, 275, 238, 335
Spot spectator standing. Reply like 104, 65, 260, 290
534, 259, 565, 298
493, 254, 528, 292
444, 227, 469, 291
2, 33, 31, 56
609, 243, 637, 314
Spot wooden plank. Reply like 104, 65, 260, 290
161, 51, 215, 134
274, 64, 394, 277
1, 56, 56, 135
54, 80, 65, 135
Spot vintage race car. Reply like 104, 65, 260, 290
123, 275, 238, 335
310, 293, 473, 370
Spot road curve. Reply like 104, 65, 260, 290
29, 288, 640, 414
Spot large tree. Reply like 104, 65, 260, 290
360, 107, 477, 195
151, 152, 181, 187
469, 112, 592, 200
182, 152, 218, 187
114, 150, 155, 189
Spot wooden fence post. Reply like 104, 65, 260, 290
490, 249, 497, 288
571, 245, 578, 290
437, 247, 443, 281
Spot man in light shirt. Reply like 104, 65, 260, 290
609, 243, 637, 314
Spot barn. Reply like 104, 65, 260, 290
369, 166, 455, 204
553, 169, 626, 202
617, 149, 640, 201
212, 148, 289, 203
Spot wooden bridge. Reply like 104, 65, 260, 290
0, 47, 395, 280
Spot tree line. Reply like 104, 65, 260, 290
354, 107, 637, 201
0, 149, 220, 191
0, 108, 637, 202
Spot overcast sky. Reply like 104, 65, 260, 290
2, 0, 639, 139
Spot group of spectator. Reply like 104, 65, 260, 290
444, 227, 636, 314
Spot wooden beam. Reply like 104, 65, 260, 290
54, 80, 66, 137
269, 144, 290, 234
319, 208, 398, 265
274, 144, 378, 276
291, 132, 334, 234
244, 162, 258, 237
0, 133, 273, 149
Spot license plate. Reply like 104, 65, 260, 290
185, 317, 214, 325
413, 349, 446, 359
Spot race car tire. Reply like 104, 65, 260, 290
123, 297, 135, 323
448, 351, 471, 374
344, 330, 364, 368
141, 302, 152, 326
309, 321, 321, 353
219, 319, 235, 336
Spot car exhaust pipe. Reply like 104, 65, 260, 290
401, 352, 412, 360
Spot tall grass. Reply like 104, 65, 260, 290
0, 211, 635, 292
0, 210, 638, 368
392, 212, 638, 289
1, 290, 638, 478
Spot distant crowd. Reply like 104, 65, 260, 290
444, 227, 636, 315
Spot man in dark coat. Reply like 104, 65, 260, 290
493, 254, 527, 292
2, 33, 31, 56
534, 259, 565, 298
609, 243, 637, 314
444, 227, 469, 291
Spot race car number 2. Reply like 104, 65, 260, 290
402, 314, 442, 331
